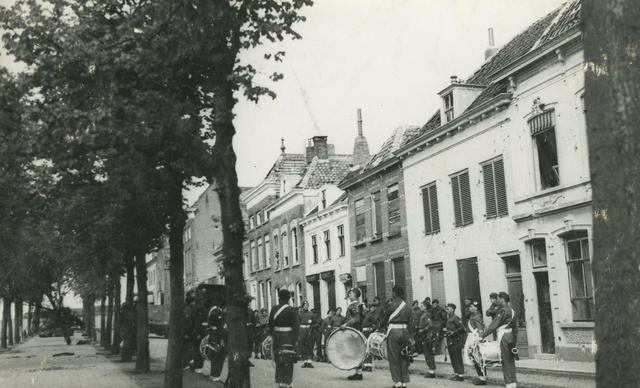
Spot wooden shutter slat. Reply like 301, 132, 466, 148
483, 162, 497, 218
451, 175, 463, 227
460, 171, 473, 225
422, 187, 432, 234
430, 184, 440, 232
494, 158, 508, 216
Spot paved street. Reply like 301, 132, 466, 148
0, 334, 595, 388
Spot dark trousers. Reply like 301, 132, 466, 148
274, 332, 296, 385
299, 327, 314, 360
447, 337, 464, 375
314, 331, 323, 359
500, 333, 517, 385
254, 327, 265, 357
387, 328, 410, 383
210, 350, 226, 378
421, 339, 436, 371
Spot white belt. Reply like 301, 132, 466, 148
502, 328, 512, 333
300, 325, 311, 328
275, 327, 293, 332
388, 323, 407, 329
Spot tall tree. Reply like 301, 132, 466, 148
583, 1, 640, 387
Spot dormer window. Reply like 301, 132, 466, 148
444, 92, 454, 122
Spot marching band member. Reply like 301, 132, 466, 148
429, 299, 447, 357
443, 303, 465, 381
485, 293, 500, 341
269, 289, 299, 388
480, 292, 518, 388
383, 285, 412, 388
416, 299, 437, 379
466, 302, 487, 386
361, 301, 380, 372
321, 308, 336, 362
333, 306, 346, 327
206, 303, 227, 382
298, 301, 316, 368
311, 308, 323, 361
340, 288, 364, 380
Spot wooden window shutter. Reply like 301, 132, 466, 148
460, 171, 473, 225
422, 186, 432, 234
494, 158, 508, 216
483, 161, 497, 218
451, 175, 463, 227
430, 184, 440, 232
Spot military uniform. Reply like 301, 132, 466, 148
482, 304, 518, 388
445, 311, 465, 377
384, 299, 413, 385
333, 312, 346, 327
298, 308, 316, 364
255, 311, 269, 358
311, 310, 323, 361
206, 306, 227, 379
430, 305, 447, 355
246, 307, 256, 355
416, 310, 437, 376
269, 303, 299, 387
321, 314, 335, 362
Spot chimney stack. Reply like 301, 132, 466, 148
450, 75, 459, 84
485, 27, 499, 60
357, 108, 363, 136
280, 137, 286, 154
352, 108, 370, 166
312, 136, 328, 159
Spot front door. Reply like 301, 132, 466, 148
535, 271, 555, 354
326, 277, 336, 312
374, 261, 386, 300
429, 264, 446, 303
457, 257, 482, 313
504, 254, 529, 358
312, 281, 322, 315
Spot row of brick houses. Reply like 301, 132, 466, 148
157, 0, 591, 363
238, 1, 592, 362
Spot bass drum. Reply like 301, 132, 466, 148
366, 332, 387, 359
262, 335, 274, 360
325, 327, 367, 370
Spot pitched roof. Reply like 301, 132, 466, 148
296, 155, 354, 189
264, 153, 307, 180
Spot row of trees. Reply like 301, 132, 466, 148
0, 1, 311, 387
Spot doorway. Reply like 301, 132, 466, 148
326, 276, 336, 312
428, 264, 446, 303
503, 254, 529, 358
457, 258, 482, 313
311, 281, 322, 315
374, 262, 386, 301
534, 271, 555, 354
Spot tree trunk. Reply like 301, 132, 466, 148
27, 302, 32, 337
7, 302, 13, 347
212, 80, 250, 388
32, 301, 41, 335
112, 278, 122, 355
100, 284, 106, 348
1, 298, 9, 348
90, 297, 96, 341
122, 254, 136, 362
164, 178, 186, 388
14, 299, 22, 344
584, 1, 640, 387
135, 248, 150, 372
105, 280, 114, 349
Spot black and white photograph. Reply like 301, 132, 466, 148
0, 0, 638, 387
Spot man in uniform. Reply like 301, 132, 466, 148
443, 303, 465, 381
320, 309, 335, 362
255, 308, 269, 358
269, 289, 298, 388
485, 293, 500, 341
205, 303, 227, 382
462, 297, 473, 329
333, 306, 346, 327
430, 299, 447, 355
480, 292, 518, 388
466, 302, 487, 386
311, 308, 324, 361
382, 285, 412, 388
340, 288, 364, 380
416, 299, 438, 378
361, 301, 380, 372
298, 301, 316, 368
245, 302, 256, 366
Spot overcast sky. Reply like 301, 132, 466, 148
0, 0, 566, 205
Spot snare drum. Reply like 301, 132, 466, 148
366, 332, 387, 359
325, 327, 367, 370
477, 340, 502, 364
261, 335, 274, 360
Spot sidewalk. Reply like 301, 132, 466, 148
0, 333, 142, 388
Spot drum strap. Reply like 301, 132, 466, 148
388, 301, 406, 324
274, 304, 289, 321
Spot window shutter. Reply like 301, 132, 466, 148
451, 175, 463, 226
422, 187, 432, 234
494, 158, 508, 216
460, 171, 473, 225
430, 185, 440, 232
483, 162, 497, 218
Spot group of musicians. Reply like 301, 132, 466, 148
185, 286, 518, 388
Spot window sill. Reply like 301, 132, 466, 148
454, 222, 473, 228
386, 232, 401, 239
353, 240, 367, 248
484, 213, 509, 220
423, 230, 440, 236
369, 235, 383, 243
514, 179, 591, 204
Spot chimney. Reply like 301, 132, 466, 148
484, 27, 498, 60
450, 75, 459, 84
352, 108, 370, 166
357, 108, 363, 136
305, 138, 315, 164
280, 137, 286, 154
312, 136, 328, 159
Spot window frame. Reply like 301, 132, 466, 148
387, 183, 401, 236
450, 169, 473, 227
324, 230, 331, 261
481, 156, 509, 219
444, 92, 454, 122
337, 224, 345, 257
311, 234, 318, 264
565, 233, 594, 321
354, 198, 367, 242
371, 191, 382, 238
421, 181, 440, 235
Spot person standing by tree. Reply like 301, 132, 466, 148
480, 292, 518, 388
205, 303, 227, 383
269, 290, 298, 388
444, 303, 465, 382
